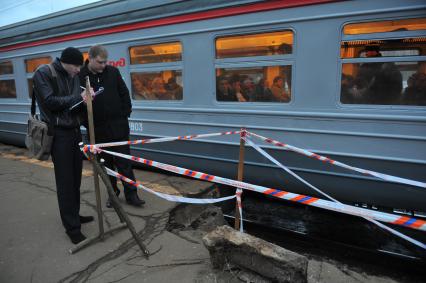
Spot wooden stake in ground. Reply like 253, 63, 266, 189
84, 76, 105, 237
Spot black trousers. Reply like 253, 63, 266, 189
100, 144, 137, 199
51, 127, 83, 235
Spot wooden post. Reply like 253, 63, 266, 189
234, 128, 245, 230
95, 158, 149, 257
85, 76, 105, 237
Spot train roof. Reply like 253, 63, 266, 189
0, 0, 265, 48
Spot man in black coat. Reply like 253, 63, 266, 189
353, 45, 402, 104
79, 45, 144, 207
33, 47, 94, 245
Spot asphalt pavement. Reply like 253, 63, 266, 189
0, 143, 217, 283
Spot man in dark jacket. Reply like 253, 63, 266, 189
79, 45, 144, 207
33, 47, 94, 245
352, 45, 402, 104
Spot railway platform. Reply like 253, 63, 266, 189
0, 143, 413, 282
0, 143, 217, 282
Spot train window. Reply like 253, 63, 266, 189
25, 57, 52, 73
216, 66, 291, 102
130, 70, 182, 100
129, 42, 182, 64
0, 61, 13, 75
340, 19, 426, 106
341, 61, 426, 105
216, 30, 293, 59
344, 18, 426, 35
0, 80, 17, 99
82, 52, 89, 62
341, 38, 424, 58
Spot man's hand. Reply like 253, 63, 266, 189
81, 88, 95, 104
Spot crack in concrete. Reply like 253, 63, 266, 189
0, 168, 37, 181
172, 231, 202, 244
79, 198, 114, 228
0, 165, 55, 195
126, 259, 208, 268
58, 211, 171, 283
103, 270, 140, 283
18, 180, 56, 195
125, 211, 155, 221
99, 258, 208, 282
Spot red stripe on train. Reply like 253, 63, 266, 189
0, 0, 338, 52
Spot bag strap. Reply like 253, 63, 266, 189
31, 89, 37, 116
47, 63, 57, 78
31, 63, 59, 116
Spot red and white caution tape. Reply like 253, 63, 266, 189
90, 147, 426, 236
84, 130, 240, 150
244, 137, 338, 202
244, 136, 426, 250
247, 131, 426, 189
105, 167, 236, 204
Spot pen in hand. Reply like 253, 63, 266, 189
69, 87, 104, 110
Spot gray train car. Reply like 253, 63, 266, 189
0, 0, 425, 212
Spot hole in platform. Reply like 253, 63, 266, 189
213, 184, 426, 282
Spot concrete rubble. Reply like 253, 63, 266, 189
203, 225, 308, 283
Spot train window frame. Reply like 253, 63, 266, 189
128, 41, 183, 65
127, 40, 184, 103
0, 60, 17, 99
338, 17, 426, 108
24, 55, 53, 99
213, 27, 296, 105
0, 60, 14, 75
215, 30, 294, 59
343, 18, 426, 35
25, 56, 52, 74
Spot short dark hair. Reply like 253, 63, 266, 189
88, 45, 108, 59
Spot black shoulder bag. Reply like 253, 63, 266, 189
25, 64, 57, 160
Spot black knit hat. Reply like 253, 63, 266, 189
60, 47, 83, 66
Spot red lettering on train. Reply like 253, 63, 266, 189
107, 58, 126, 67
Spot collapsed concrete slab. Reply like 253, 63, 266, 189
167, 204, 227, 244
203, 225, 308, 283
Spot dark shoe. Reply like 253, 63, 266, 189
67, 231, 86, 244
126, 193, 145, 207
79, 215, 94, 224
106, 188, 121, 208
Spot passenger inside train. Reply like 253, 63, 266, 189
131, 72, 183, 101
215, 68, 292, 103
403, 62, 426, 105
340, 23, 426, 106
165, 77, 183, 100
0, 80, 16, 98
214, 30, 293, 103
351, 44, 403, 104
